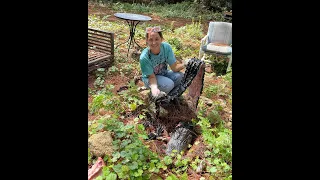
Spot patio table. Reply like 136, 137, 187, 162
114, 13, 152, 56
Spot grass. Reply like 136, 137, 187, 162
110, 1, 225, 21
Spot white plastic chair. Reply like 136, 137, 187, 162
199, 21, 232, 72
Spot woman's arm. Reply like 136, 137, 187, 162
148, 73, 160, 96
148, 73, 157, 86
170, 61, 185, 72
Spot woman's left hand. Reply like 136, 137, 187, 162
183, 58, 191, 67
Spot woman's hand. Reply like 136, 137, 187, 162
170, 61, 185, 72
183, 58, 191, 67
150, 84, 160, 96
149, 74, 160, 96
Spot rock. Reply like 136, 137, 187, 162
98, 108, 107, 116
200, 96, 213, 106
217, 99, 226, 107
205, 63, 213, 73
226, 122, 232, 128
137, 86, 147, 92
139, 89, 150, 99
194, 125, 202, 134
88, 131, 114, 157
148, 101, 157, 115
158, 106, 169, 118
196, 160, 205, 173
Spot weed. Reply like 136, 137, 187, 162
111, 1, 223, 21
196, 115, 232, 179
93, 68, 106, 88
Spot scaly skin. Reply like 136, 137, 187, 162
153, 58, 205, 111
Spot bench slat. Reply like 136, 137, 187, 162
88, 28, 114, 73
88, 33, 112, 40
88, 37, 112, 46
88, 48, 112, 55
88, 28, 114, 35
88, 53, 107, 61
88, 35, 112, 43
88, 42, 111, 50
88, 55, 112, 65
88, 46, 111, 53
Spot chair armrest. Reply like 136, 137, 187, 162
200, 35, 208, 47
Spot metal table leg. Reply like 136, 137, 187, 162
115, 20, 143, 56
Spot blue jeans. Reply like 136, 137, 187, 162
142, 70, 184, 94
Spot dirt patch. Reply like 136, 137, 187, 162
88, 72, 132, 121
157, 98, 198, 134
185, 136, 206, 160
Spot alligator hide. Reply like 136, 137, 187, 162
155, 57, 205, 110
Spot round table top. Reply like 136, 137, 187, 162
114, 13, 152, 21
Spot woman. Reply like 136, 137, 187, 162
139, 26, 187, 97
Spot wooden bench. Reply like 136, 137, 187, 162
88, 28, 114, 73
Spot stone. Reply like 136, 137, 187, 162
88, 131, 114, 157
200, 96, 213, 106
226, 122, 232, 128
137, 86, 147, 92
217, 99, 226, 107
158, 106, 169, 118
205, 63, 213, 73
139, 89, 150, 99
98, 108, 107, 116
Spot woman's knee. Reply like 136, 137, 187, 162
158, 79, 174, 94
176, 72, 183, 81
171, 72, 183, 86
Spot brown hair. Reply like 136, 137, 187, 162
146, 32, 163, 39
146, 32, 164, 46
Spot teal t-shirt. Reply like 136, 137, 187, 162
139, 42, 176, 81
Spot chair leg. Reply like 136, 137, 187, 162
201, 53, 206, 61
199, 49, 204, 60
227, 54, 232, 72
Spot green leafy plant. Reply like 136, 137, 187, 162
204, 85, 218, 98
164, 151, 192, 175
174, 18, 203, 39
168, 37, 182, 51
118, 80, 145, 112
88, 148, 93, 164
107, 65, 119, 75
89, 84, 124, 114
91, 115, 166, 179
110, 1, 223, 21
94, 68, 106, 88
206, 55, 229, 76
196, 115, 232, 178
